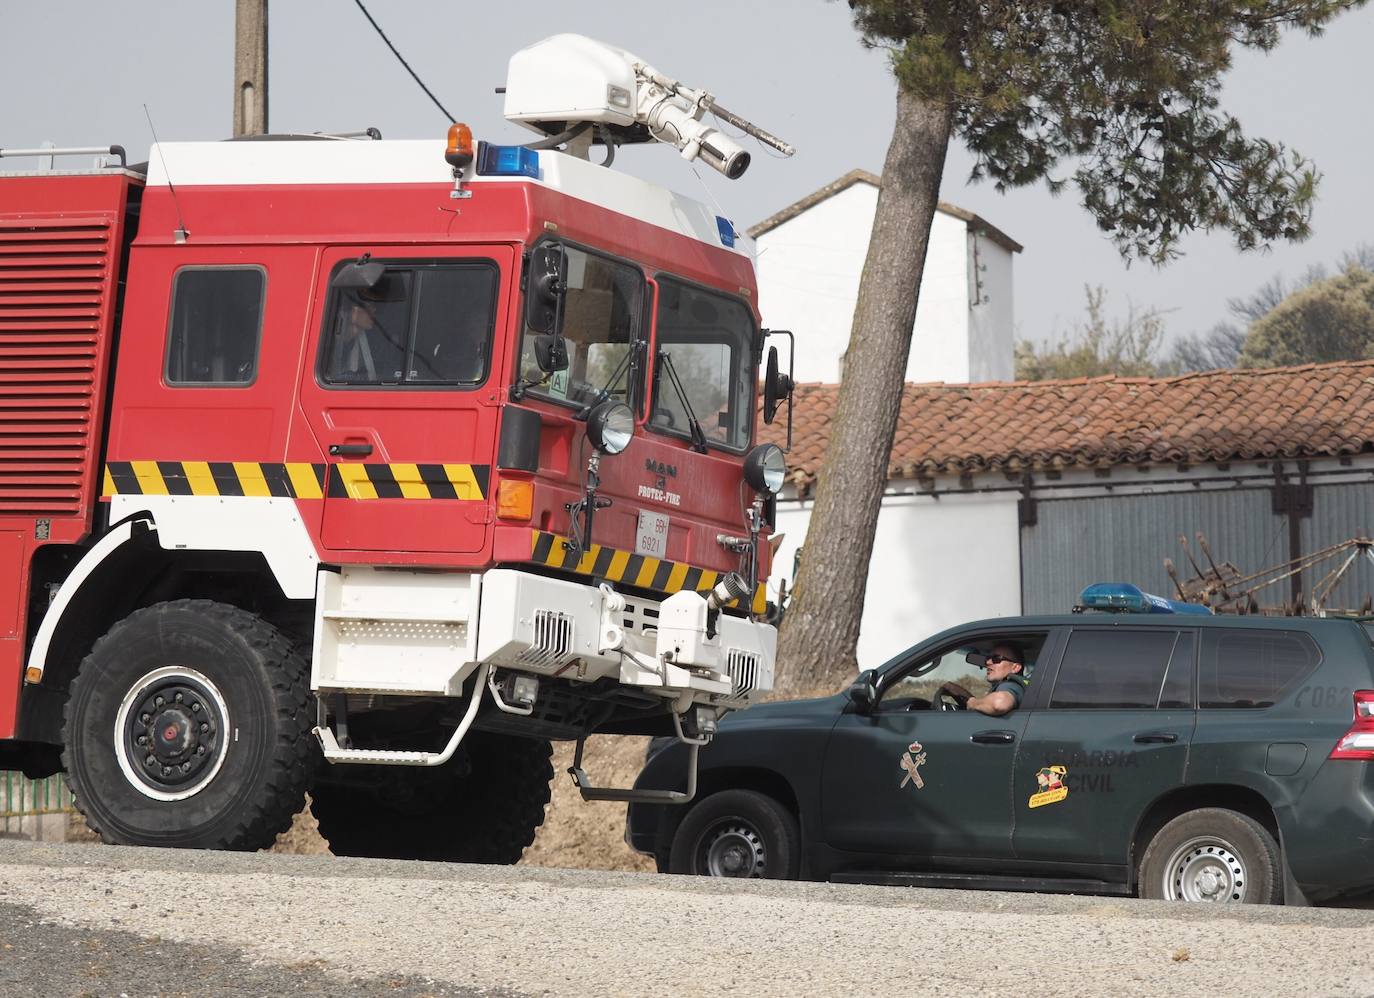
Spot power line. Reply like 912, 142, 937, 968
352, 0, 456, 124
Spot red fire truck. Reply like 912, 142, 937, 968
0, 34, 793, 860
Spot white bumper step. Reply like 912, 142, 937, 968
315, 727, 441, 766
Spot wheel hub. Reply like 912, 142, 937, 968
701, 823, 766, 878
114, 667, 230, 802
1165, 837, 1247, 902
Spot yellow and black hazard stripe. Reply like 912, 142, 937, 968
103, 461, 490, 501
529, 529, 768, 615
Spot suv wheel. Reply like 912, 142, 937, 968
1138, 808, 1282, 904
668, 789, 800, 879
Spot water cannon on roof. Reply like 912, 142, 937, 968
502, 34, 795, 180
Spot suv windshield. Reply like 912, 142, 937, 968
650, 279, 755, 451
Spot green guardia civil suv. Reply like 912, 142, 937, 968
626, 586, 1374, 904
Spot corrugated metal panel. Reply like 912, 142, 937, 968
0, 215, 113, 517
1021, 488, 1284, 614
1301, 482, 1374, 612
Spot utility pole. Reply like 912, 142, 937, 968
233, 0, 268, 136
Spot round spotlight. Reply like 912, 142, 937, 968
586, 400, 634, 455
744, 444, 786, 494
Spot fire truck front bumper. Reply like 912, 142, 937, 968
476, 569, 775, 707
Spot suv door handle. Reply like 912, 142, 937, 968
329, 443, 373, 457
1133, 732, 1179, 744
970, 730, 1016, 745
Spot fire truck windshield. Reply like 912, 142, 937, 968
517, 245, 645, 409
650, 278, 755, 452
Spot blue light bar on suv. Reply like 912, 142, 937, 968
475, 142, 540, 179
1078, 582, 1213, 615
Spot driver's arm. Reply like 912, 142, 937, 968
965, 690, 1016, 716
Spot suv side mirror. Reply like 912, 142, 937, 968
847, 669, 877, 713
526, 243, 566, 336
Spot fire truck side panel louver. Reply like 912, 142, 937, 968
725, 648, 761, 703
517, 609, 575, 667
0, 213, 120, 522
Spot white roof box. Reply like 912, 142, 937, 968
503, 34, 643, 136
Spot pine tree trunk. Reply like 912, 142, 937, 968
774, 87, 953, 695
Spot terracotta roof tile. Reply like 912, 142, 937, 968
759, 361, 1374, 488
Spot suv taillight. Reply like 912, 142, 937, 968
1329, 691, 1374, 760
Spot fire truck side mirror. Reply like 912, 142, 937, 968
533, 334, 569, 374
525, 243, 566, 336
762, 345, 794, 425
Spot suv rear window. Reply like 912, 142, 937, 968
1199, 628, 1319, 709
1050, 629, 1178, 709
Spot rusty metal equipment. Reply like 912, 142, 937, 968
1165, 533, 1374, 617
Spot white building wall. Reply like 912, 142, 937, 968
966, 236, 1016, 383
906, 211, 973, 384
770, 489, 1023, 672
754, 180, 1014, 386
753, 184, 873, 384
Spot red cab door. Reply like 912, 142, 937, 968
298, 245, 511, 556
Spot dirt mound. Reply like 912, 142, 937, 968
521, 736, 654, 873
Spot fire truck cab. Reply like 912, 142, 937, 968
0, 35, 792, 860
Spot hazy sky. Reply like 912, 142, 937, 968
5, 1, 1370, 355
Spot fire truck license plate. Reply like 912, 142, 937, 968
636, 511, 670, 558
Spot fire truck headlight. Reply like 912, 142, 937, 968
587, 400, 634, 455
744, 444, 786, 495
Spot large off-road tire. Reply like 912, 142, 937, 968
1138, 807, 1282, 904
62, 600, 314, 850
311, 731, 553, 864
668, 789, 801, 879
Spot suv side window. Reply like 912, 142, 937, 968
881, 648, 991, 711
1157, 631, 1196, 709
1050, 629, 1178, 709
1199, 628, 1319, 709
878, 632, 1050, 711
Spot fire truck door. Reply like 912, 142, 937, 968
299, 247, 510, 555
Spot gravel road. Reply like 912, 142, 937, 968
2, 840, 1373, 998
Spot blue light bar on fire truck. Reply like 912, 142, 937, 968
476, 143, 540, 179
1077, 582, 1214, 615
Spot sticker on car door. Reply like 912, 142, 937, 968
898, 741, 928, 790
1028, 766, 1069, 808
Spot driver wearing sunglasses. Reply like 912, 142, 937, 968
938, 642, 1028, 716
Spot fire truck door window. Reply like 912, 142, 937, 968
650, 279, 755, 451
165, 267, 265, 386
517, 246, 643, 407
320, 261, 497, 388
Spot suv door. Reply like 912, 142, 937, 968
819, 630, 1056, 864
1012, 626, 1197, 869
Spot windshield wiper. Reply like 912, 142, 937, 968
657, 350, 708, 453
575, 342, 639, 418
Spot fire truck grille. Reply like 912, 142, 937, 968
725, 649, 761, 703
0, 214, 116, 519
518, 609, 575, 667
